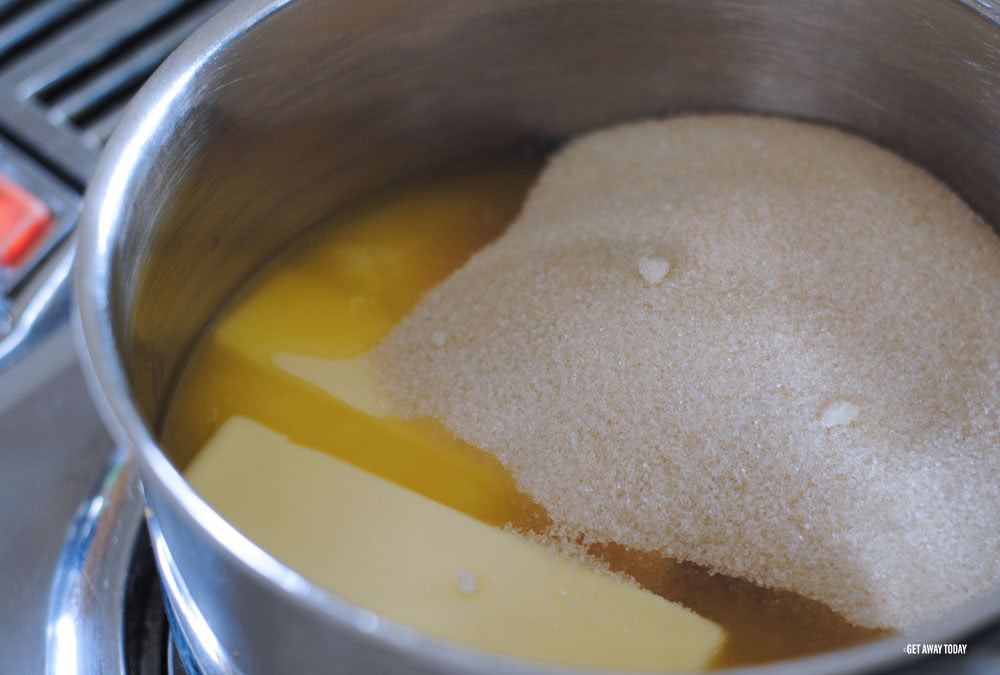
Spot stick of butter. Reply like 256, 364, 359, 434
186, 416, 725, 671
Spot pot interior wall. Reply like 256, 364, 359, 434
116, 0, 1000, 454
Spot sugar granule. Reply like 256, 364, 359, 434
820, 400, 860, 429
638, 256, 671, 284
372, 115, 1000, 630
456, 569, 478, 595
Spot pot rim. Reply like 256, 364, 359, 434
72, 0, 1000, 672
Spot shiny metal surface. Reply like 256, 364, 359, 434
0, 325, 113, 673
45, 446, 142, 675
0, 137, 80, 298
44, 443, 187, 675
74, 0, 1000, 672
0, 2, 235, 673
150, 513, 241, 675
0, 242, 73, 371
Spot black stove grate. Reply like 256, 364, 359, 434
0, 0, 104, 69
0, 0, 229, 189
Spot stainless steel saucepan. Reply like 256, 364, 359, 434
74, 1, 1000, 672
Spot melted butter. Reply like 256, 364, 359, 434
161, 159, 888, 668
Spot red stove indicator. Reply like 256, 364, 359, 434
0, 174, 51, 267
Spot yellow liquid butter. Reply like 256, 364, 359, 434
162, 161, 885, 669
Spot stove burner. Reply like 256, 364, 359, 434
131, 536, 192, 675
43, 447, 191, 675
125, 532, 172, 675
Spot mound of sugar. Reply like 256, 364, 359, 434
371, 115, 1000, 630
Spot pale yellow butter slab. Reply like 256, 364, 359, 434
186, 415, 725, 671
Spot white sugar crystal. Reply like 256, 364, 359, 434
820, 400, 860, 428
456, 569, 478, 595
638, 257, 671, 285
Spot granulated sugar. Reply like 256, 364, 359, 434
371, 115, 1000, 630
